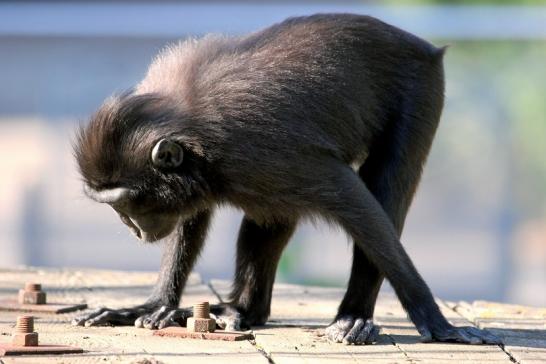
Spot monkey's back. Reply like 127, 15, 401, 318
137, 13, 444, 181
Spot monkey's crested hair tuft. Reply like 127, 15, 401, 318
74, 92, 177, 189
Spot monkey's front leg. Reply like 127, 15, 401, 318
72, 210, 211, 329
211, 216, 295, 331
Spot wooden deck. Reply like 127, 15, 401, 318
0, 268, 544, 363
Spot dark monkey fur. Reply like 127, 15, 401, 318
74, 14, 500, 345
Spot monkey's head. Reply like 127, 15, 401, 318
74, 93, 208, 242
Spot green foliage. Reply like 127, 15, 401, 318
381, 0, 546, 5
277, 238, 303, 280
436, 40, 546, 218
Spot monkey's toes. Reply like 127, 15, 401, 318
71, 307, 140, 327
135, 307, 191, 330
421, 325, 503, 345
325, 316, 379, 345
215, 312, 243, 331
71, 307, 108, 326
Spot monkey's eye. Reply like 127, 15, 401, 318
151, 138, 183, 169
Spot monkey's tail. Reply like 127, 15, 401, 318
434, 45, 449, 59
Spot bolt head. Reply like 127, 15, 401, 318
187, 318, 216, 333
12, 332, 38, 346
18, 290, 46, 305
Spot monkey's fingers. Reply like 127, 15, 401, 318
83, 308, 138, 327
347, 319, 379, 345
457, 326, 503, 345
157, 308, 191, 330
341, 318, 366, 344
429, 325, 503, 345
325, 316, 380, 345
71, 307, 109, 326
215, 313, 242, 331
135, 305, 169, 329
325, 316, 355, 343
133, 306, 191, 329
364, 325, 381, 344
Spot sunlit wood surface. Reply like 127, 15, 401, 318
0, 268, 544, 363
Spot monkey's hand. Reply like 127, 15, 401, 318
209, 303, 244, 331
325, 316, 380, 345
71, 302, 192, 329
419, 324, 502, 345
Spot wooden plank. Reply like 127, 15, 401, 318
212, 280, 518, 363
0, 300, 87, 314
210, 280, 410, 363
449, 300, 546, 364
0, 268, 543, 363
373, 294, 514, 363
0, 343, 83, 356
0, 269, 267, 364
154, 327, 253, 341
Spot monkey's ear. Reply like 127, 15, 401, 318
151, 139, 183, 169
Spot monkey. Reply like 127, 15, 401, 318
72, 14, 501, 345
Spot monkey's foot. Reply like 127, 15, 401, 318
420, 324, 502, 345
325, 316, 380, 345
134, 306, 192, 329
71, 304, 191, 329
209, 304, 244, 331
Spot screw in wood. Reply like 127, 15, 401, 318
16, 316, 34, 333
193, 302, 210, 319
12, 315, 39, 346
18, 282, 47, 305
187, 302, 215, 333
24, 283, 42, 292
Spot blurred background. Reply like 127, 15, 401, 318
0, 1, 544, 307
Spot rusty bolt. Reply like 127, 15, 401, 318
193, 302, 211, 319
12, 315, 39, 346
187, 302, 215, 333
18, 282, 47, 305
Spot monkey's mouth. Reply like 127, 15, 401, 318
118, 212, 143, 239
117, 211, 178, 243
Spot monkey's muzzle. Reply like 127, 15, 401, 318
116, 210, 179, 243
118, 212, 143, 240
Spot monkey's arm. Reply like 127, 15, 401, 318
72, 210, 211, 328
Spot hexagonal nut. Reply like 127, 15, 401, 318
187, 317, 216, 333
12, 332, 38, 346
18, 289, 46, 304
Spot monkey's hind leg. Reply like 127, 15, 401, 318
210, 216, 295, 331
317, 166, 501, 345
327, 72, 444, 344
325, 244, 382, 344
